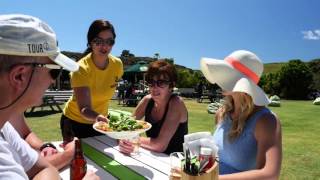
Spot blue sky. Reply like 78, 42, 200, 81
1, 0, 320, 69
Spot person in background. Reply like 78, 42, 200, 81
123, 81, 136, 106
200, 50, 282, 179
60, 19, 123, 144
195, 81, 204, 102
119, 60, 188, 155
9, 113, 75, 170
117, 79, 126, 105
0, 14, 98, 180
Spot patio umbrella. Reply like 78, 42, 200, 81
125, 61, 149, 73
124, 61, 149, 84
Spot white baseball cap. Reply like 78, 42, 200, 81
0, 14, 79, 72
200, 50, 270, 106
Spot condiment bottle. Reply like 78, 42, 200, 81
199, 147, 214, 172
70, 139, 87, 180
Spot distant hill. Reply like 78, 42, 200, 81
61, 51, 319, 91
61, 51, 314, 75
62, 50, 191, 70
263, 63, 286, 74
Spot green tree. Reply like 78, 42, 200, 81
154, 53, 160, 59
308, 59, 320, 91
278, 60, 313, 99
176, 69, 202, 88
259, 72, 280, 96
120, 50, 134, 57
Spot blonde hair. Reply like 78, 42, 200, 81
217, 92, 255, 141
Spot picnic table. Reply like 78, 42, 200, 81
28, 95, 62, 113
196, 90, 223, 103
27, 90, 73, 113
58, 135, 171, 180
122, 92, 147, 106
197, 92, 214, 103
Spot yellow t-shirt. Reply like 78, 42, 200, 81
63, 53, 123, 124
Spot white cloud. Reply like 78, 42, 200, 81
302, 29, 320, 40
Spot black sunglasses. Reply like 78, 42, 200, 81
92, 37, 115, 46
34, 64, 62, 80
16, 63, 63, 80
147, 80, 171, 88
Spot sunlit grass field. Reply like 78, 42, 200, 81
26, 99, 320, 179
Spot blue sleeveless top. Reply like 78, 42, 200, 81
213, 107, 272, 174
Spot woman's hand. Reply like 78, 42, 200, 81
40, 147, 58, 157
95, 114, 108, 122
63, 138, 76, 160
118, 139, 134, 155
82, 170, 100, 180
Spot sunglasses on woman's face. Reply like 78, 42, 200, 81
92, 37, 115, 46
147, 80, 171, 88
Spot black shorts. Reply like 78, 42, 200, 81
60, 114, 103, 143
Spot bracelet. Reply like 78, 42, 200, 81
39, 142, 57, 151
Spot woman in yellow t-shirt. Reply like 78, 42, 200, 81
60, 19, 123, 145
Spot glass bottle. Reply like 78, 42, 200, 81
199, 147, 214, 172
70, 139, 87, 180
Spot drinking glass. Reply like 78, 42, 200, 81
169, 152, 183, 180
129, 134, 140, 156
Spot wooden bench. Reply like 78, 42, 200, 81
44, 90, 73, 103
197, 92, 214, 103
28, 90, 73, 113
197, 92, 223, 103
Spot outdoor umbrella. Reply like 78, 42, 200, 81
124, 61, 149, 92
125, 61, 149, 73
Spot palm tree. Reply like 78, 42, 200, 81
154, 53, 160, 59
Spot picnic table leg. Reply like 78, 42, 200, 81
29, 107, 35, 113
56, 104, 62, 112
49, 105, 55, 112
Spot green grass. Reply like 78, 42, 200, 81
25, 99, 320, 179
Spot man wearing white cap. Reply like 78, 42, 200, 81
201, 50, 282, 179
0, 14, 98, 179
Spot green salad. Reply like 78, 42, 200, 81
108, 113, 143, 131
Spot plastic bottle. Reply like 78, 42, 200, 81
70, 139, 87, 180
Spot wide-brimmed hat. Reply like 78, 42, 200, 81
0, 14, 78, 72
200, 50, 270, 106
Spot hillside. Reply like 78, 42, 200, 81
263, 63, 286, 74
61, 51, 316, 75
62, 51, 191, 70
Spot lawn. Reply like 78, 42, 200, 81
25, 99, 320, 179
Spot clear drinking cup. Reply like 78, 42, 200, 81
129, 134, 140, 156
169, 152, 183, 180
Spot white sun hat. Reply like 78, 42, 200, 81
0, 14, 78, 72
200, 50, 270, 106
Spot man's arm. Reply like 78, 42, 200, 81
27, 155, 60, 180
9, 113, 44, 149
9, 113, 74, 170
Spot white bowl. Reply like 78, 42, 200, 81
93, 120, 152, 139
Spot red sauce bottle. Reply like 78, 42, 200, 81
199, 147, 214, 172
